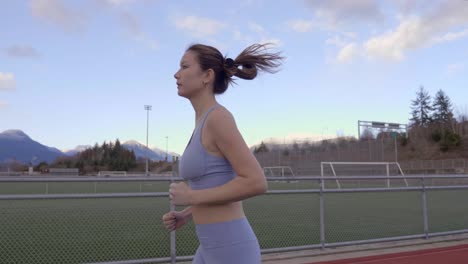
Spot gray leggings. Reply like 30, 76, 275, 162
192, 218, 261, 264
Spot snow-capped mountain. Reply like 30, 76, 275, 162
64, 145, 92, 156
0, 129, 180, 165
151, 147, 179, 160
0, 130, 65, 164
123, 140, 179, 161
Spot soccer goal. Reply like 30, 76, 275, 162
320, 162, 408, 189
97, 171, 127, 177
263, 166, 295, 178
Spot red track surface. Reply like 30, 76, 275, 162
311, 244, 468, 264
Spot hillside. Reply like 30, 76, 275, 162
253, 129, 468, 165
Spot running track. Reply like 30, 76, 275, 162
311, 244, 468, 264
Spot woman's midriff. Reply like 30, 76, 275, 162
192, 201, 245, 224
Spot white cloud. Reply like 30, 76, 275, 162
342, 31, 358, 39
305, 0, 468, 63
234, 31, 282, 47
104, 0, 135, 6
174, 15, 226, 38
248, 22, 265, 34
433, 28, 468, 44
326, 34, 361, 63
118, 11, 158, 50
135, 35, 159, 50
119, 11, 142, 36
30, 0, 86, 32
305, 0, 384, 30
336, 43, 359, 63
0, 72, 16, 91
248, 22, 283, 46
364, 17, 425, 61
6, 45, 40, 58
394, 0, 432, 16
363, 2, 468, 61
326, 35, 348, 47
446, 63, 465, 75
227, 0, 265, 16
259, 38, 283, 47
287, 19, 314, 33
233, 29, 253, 44
29, 0, 158, 50
0, 101, 7, 109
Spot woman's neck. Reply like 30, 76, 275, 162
190, 93, 218, 126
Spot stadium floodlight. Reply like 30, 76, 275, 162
144, 105, 152, 176
165, 136, 169, 161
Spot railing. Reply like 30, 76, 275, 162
1, 175, 468, 264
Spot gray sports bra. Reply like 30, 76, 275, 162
178, 105, 236, 190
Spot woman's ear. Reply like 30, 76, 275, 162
203, 68, 215, 85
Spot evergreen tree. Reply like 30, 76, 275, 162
65, 139, 137, 174
361, 128, 375, 140
292, 142, 300, 152
432, 89, 454, 128
254, 141, 269, 153
410, 86, 433, 127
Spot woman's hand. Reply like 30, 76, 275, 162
169, 182, 194, 206
162, 210, 190, 232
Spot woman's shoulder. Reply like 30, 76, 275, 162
207, 105, 237, 129
211, 104, 234, 120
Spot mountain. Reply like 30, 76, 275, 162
123, 140, 179, 161
0, 129, 180, 165
151, 147, 180, 161
48, 146, 64, 155
64, 145, 92, 156
0, 130, 65, 165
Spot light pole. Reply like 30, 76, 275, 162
144, 105, 152, 176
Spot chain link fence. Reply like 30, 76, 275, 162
1, 176, 468, 263
254, 135, 468, 176
0, 196, 171, 264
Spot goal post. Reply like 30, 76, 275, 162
320, 162, 408, 189
263, 166, 295, 178
97, 171, 127, 177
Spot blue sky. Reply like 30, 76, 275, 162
1, 0, 467, 155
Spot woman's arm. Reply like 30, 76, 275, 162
162, 206, 193, 231
180, 206, 193, 219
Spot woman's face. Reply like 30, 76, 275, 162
174, 51, 206, 99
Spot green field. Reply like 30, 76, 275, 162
1, 181, 467, 264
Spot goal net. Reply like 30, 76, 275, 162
320, 162, 408, 189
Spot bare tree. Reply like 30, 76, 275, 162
361, 128, 375, 140
455, 104, 468, 136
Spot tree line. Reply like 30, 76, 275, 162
409, 86, 463, 151
254, 86, 466, 154
410, 86, 454, 129
35, 139, 137, 174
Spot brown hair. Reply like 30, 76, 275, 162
186, 43, 284, 94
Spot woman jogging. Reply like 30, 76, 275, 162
163, 43, 283, 264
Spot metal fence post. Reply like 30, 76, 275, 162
170, 171, 176, 264
386, 163, 390, 188
421, 177, 429, 239
319, 166, 326, 249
